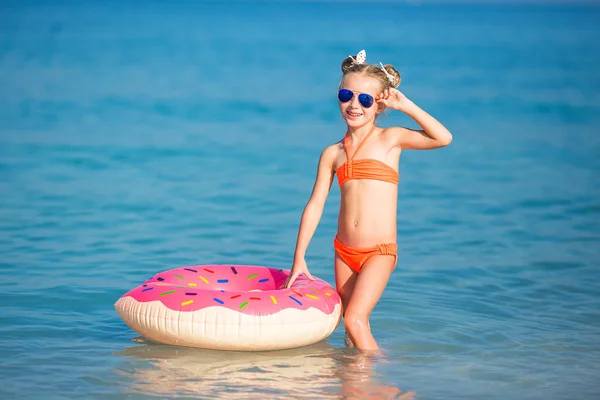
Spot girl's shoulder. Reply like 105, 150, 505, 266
316, 139, 345, 170
321, 143, 342, 160
323, 136, 345, 156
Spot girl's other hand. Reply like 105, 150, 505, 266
375, 88, 414, 113
283, 257, 315, 288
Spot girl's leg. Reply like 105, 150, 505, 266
343, 255, 395, 352
334, 253, 358, 347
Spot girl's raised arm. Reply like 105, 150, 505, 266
377, 89, 453, 150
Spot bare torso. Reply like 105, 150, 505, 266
333, 128, 401, 247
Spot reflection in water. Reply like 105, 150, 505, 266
336, 352, 416, 400
114, 337, 415, 399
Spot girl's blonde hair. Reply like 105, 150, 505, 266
340, 52, 401, 91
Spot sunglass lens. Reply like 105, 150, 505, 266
358, 94, 374, 108
338, 89, 354, 103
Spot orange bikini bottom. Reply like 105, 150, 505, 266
333, 236, 397, 273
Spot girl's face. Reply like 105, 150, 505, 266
338, 73, 382, 128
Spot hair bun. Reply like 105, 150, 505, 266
341, 50, 366, 73
341, 56, 355, 73
382, 64, 401, 88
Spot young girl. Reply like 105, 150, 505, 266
284, 50, 452, 352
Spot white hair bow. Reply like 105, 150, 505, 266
349, 49, 367, 65
379, 62, 396, 85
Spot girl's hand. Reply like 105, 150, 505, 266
283, 257, 315, 289
375, 88, 414, 113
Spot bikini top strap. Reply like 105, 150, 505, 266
343, 125, 377, 160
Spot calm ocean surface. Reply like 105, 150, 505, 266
1, 1, 599, 399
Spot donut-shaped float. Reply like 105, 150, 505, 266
114, 265, 342, 351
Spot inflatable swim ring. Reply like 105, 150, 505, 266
114, 265, 342, 351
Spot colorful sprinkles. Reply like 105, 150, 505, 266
134, 266, 339, 314
289, 296, 302, 306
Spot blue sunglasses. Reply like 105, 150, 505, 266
338, 89, 374, 108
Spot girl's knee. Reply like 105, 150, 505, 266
344, 312, 369, 334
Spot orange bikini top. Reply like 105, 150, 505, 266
336, 127, 399, 187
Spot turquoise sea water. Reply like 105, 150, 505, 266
1, 1, 600, 399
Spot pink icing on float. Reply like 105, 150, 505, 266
115, 265, 343, 351
125, 265, 338, 314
